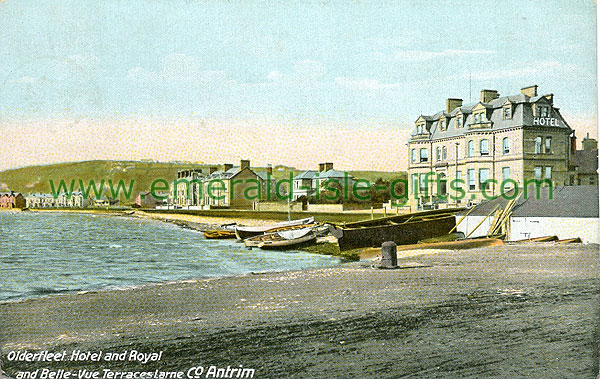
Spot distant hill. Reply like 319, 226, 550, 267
0, 160, 405, 204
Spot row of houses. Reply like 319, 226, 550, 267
0, 191, 120, 210
163, 160, 357, 210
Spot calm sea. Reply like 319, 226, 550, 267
0, 212, 340, 301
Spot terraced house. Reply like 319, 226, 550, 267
407, 85, 581, 208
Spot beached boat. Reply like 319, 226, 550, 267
328, 208, 464, 250
514, 235, 559, 243
235, 217, 315, 240
244, 227, 316, 249
203, 230, 237, 239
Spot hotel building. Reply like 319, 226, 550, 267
407, 85, 580, 208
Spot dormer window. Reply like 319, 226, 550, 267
456, 116, 462, 128
474, 113, 480, 123
539, 106, 549, 117
440, 120, 446, 130
503, 106, 512, 119
480, 112, 486, 122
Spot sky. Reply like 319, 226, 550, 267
0, 0, 597, 171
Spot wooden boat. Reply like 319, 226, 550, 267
555, 237, 582, 244
328, 208, 464, 251
203, 230, 237, 239
244, 227, 317, 250
360, 237, 504, 260
514, 235, 559, 243
235, 217, 315, 240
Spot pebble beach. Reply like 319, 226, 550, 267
1, 243, 598, 378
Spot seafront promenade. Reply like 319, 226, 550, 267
1, 243, 597, 378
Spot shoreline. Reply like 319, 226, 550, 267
1, 243, 597, 377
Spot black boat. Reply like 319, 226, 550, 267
327, 208, 464, 250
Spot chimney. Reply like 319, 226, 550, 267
582, 133, 598, 151
324, 162, 334, 172
446, 98, 463, 113
318, 163, 326, 172
520, 85, 538, 97
209, 166, 218, 174
570, 136, 577, 154
480, 89, 499, 103
266, 164, 273, 175
223, 163, 233, 171
544, 93, 554, 105
240, 159, 250, 169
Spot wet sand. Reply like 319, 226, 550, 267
1, 244, 598, 378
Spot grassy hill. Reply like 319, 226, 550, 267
0, 160, 405, 204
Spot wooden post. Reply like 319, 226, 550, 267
448, 205, 476, 234
466, 205, 500, 238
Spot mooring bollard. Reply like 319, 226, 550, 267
379, 241, 398, 269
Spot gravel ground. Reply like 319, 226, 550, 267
1, 243, 598, 378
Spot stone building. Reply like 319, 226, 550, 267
571, 133, 598, 186
407, 85, 582, 208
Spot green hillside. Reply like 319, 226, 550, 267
0, 160, 406, 204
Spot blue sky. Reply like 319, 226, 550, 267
0, 0, 597, 170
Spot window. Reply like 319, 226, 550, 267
467, 169, 476, 191
479, 168, 490, 190
534, 166, 542, 179
411, 149, 416, 163
545, 137, 552, 153
480, 139, 489, 155
467, 140, 474, 157
456, 171, 462, 181
440, 120, 446, 130
503, 106, 512, 119
419, 173, 427, 192
544, 166, 552, 179
480, 112, 486, 122
456, 117, 462, 128
534, 137, 542, 154
502, 167, 510, 181
474, 113, 480, 124
442, 146, 447, 161
503, 137, 510, 154
412, 174, 418, 193
420, 148, 428, 162
540, 106, 549, 117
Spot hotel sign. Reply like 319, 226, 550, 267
533, 117, 559, 126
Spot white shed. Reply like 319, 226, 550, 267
457, 185, 599, 243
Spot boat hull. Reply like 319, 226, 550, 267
258, 234, 317, 250
329, 215, 457, 250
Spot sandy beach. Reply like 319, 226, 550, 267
1, 243, 598, 378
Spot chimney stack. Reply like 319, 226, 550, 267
582, 133, 598, 151
266, 164, 273, 175
318, 163, 325, 172
240, 159, 250, 169
480, 89, 499, 103
520, 85, 538, 97
324, 162, 334, 172
208, 166, 218, 174
224, 163, 233, 171
446, 98, 463, 113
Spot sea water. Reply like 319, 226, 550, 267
0, 212, 340, 301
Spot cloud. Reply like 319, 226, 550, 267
126, 53, 232, 84
266, 59, 325, 86
377, 49, 495, 62
464, 61, 581, 80
334, 77, 402, 90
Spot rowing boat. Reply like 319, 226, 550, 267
235, 217, 315, 240
244, 227, 317, 249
